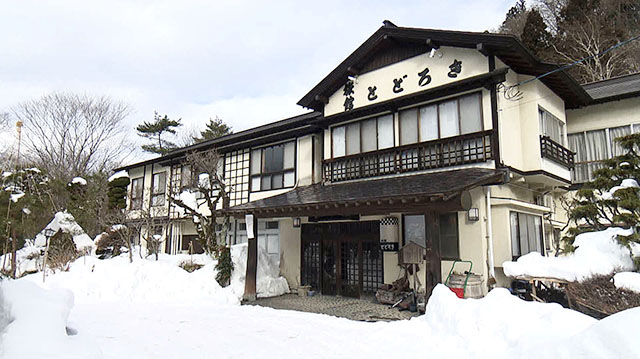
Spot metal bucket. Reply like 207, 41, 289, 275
447, 273, 484, 299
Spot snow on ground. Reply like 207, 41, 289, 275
230, 243, 290, 298
33, 211, 94, 251
3, 278, 640, 359
503, 227, 638, 281
613, 272, 640, 293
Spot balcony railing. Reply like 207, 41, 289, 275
540, 136, 575, 168
323, 130, 494, 183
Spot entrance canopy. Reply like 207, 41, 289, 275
224, 168, 506, 218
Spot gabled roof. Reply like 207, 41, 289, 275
115, 111, 321, 171
297, 23, 592, 111
582, 72, 640, 104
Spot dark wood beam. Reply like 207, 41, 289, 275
476, 43, 490, 57
425, 211, 441, 300
426, 38, 439, 49
243, 214, 258, 301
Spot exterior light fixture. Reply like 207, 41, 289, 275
293, 217, 301, 228
429, 48, 437, 58
467, 208, 479, 222
42, 228, 56, 282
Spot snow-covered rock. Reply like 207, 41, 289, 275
34, 212, 94, 251
613, 272, 640, 293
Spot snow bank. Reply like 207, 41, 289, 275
107, 170, 128, 182
229, 243, 289, 299
503, 227, 637, 281
613, 272, 640, 293
1, 280, 101, 358
0, 243, 41, 277
23, 254, 239, 306
423, 285, 596, 357
34, 211, 94, 251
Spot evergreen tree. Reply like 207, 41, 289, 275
521, 8, 552, 57
215, 245, 233, 287
136, 112, 182, 155
563, 133, 640, 260
195, 117, 232, 143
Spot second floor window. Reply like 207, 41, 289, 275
130, 177, 143, 210
250, 142, 295, 191
539, 108, 565, 145
151, 172, 166, 206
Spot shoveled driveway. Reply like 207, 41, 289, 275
247, 293, 419, 322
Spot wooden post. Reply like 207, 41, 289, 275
425, 211, 441, 300
243, 214, 258, 301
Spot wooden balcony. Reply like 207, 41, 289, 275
323, 130, 494, 183
540, 136, 575, 169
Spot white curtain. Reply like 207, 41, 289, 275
419, 104, 438, 142
439, 100, 459, 138
332, 126, 346, 157
399, 108, 418, 145
459, 93, 482, 134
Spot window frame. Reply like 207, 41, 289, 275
150, 172, 167, 207
510, 211, 544, 260
330, 91, 484, 159
538, 106, 565, 146
249, 140, 297, 192
401, 213, 460, 260
130, 177, 144, 210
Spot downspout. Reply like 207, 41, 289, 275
485, 186, 496, 284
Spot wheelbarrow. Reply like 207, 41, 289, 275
444, 260, 473, 298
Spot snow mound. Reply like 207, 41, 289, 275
1, 280, 101, 358
503, 227, 636, 281
423, 285, 596, 357
613, 272, 640, 293
0, 243, 41, 277
34, 211, 94, 251
229, 243, 289, 299
23, 255, 239, 306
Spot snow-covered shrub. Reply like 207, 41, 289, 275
47, 232, 80, 272
178, 259, 203, 273
566, 274, 640, 318
95, 230, 126, 258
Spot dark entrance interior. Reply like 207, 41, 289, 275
301, 221, 383, 298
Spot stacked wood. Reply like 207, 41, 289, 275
565, 275, 640, 319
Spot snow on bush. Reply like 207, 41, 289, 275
1, 280, 101, 358
0, 243, 41, 277
601, 178, 640, 200
107, 170, 128, 182
34, 211, 94, 251
228, 243, 289, 298
70, 177, 87, 186
503, 227, 638, 281
613, 272, 640, 293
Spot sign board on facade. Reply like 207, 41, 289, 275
380, 242, 399, 252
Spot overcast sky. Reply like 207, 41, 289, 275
0, 0, 514, 163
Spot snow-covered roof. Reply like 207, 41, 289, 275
34, 212, 94, 250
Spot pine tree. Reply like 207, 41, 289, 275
195, 117, 232, 143
563, 133, 640, 257
107, 176, 130, 210
136, 112, 182, 155
215, 245, 234, 287
521, 8, 551, 57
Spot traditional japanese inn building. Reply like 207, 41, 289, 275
115, 22, 640, 300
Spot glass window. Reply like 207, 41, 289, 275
539, 108, 564, 145
510, 212, 543, 259
439, 100, 460, 138
361, 119, 377, 152
332, 126, 346, 157
250, 141, 296, 191
377, 114, 395, 149
403, 215, 426, 247
459, 93, 482, 134
439, 213, 459, 260
151, 172, 166, 207
131, 177, 143, 210
346, 122, 361, 155
419, 104, 438, 142
400, 108, 418, 145
610, 125, 632, 157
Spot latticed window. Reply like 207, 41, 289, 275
250, 142, 295, 191
151, 172, 166, 207
130, 177, 143, 210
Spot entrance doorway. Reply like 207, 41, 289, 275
301, 221, 383, 298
